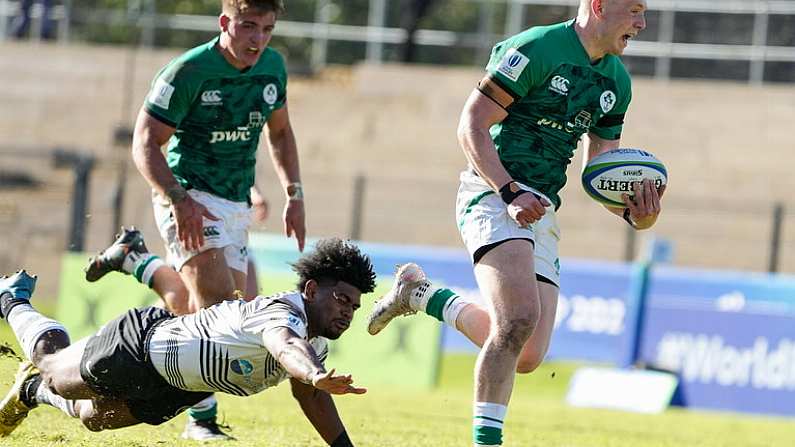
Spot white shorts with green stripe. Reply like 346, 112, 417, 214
455, 170, 561, 287
152, 189, 251, 273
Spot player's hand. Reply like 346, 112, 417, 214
507, 192, 550, 228
172, 196, 220, 251
311, 369, 367, 395
284, 199, 306, 252
251, 197, 269, 224
622, 179, 666, 230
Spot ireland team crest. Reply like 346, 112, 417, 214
263, 83, 278, 105
600, 90, 616, 113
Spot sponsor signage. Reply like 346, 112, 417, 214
638, 266, 795, 416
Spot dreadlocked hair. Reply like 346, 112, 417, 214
291, 238, 377, 294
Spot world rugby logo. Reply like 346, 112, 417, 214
507, 54, 523, 68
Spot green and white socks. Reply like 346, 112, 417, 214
122, 251, 165, 288
188, 395, 218, 421
473, 402, 507, 446
409, 283, 469, 330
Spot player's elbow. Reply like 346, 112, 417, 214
456, 118, 473, 147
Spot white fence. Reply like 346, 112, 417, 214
1, 0, 794, 83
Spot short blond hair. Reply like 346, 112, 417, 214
222, 0, 284, 16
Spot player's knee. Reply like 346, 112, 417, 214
492, 317, 537, 353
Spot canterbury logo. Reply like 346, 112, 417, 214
201, 90, 222, 104
549, 75, 570, 95
203, 226, 220, 237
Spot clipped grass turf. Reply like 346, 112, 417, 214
2, 323, 795, 446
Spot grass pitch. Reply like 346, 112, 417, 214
1, 326, 794, 446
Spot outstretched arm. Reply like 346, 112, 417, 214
290, 378, 355, 446
261, 327, 366, 394
583, 132, 665, 230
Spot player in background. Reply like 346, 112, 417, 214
367, 1, 664, 445
85, 0, 305, 439
0, 238, 374, 447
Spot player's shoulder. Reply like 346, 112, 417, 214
507, 20, 573, 54
251, 47, 288, 78
602, 54, 632, 87
251, 291, 307, 318
157, 39, 223, 82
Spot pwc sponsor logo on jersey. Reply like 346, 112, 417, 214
200, 90, 222, 106
496, 48, 530, 82
548, 75, 570, 95
537, 110, 592, 134
209, 126, 252, 144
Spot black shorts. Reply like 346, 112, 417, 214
80, 306, 212, 425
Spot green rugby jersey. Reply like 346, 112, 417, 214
486, 19, 632, 209
144, 37, 287, 203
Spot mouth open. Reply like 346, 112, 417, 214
334, 319, 350, 331
622, 34, 633, 46
246, 47, 260, 55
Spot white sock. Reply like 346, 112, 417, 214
35, 383, 79, 418
473, 402, 507, 446
442, 295, 469, 329
123, 252, 165, 288
7, 304, 68, 361
416, 286, 471, 329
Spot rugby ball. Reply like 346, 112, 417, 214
581, 148, 667, 207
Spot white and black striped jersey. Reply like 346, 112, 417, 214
147, 291, 328, 396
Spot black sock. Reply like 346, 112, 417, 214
20, 374, 41, 408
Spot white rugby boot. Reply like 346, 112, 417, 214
366, 263, 432, 335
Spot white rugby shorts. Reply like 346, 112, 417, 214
153, 189, 251, 273
456, 170, 561, 286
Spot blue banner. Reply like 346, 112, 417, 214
638, 266, 795, 416
441, 259, 637, 366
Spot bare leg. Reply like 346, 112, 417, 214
179, 248, 243, 309
472, 240, 540, 405
149, 266, 190, 315
454, 282, 558, 373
